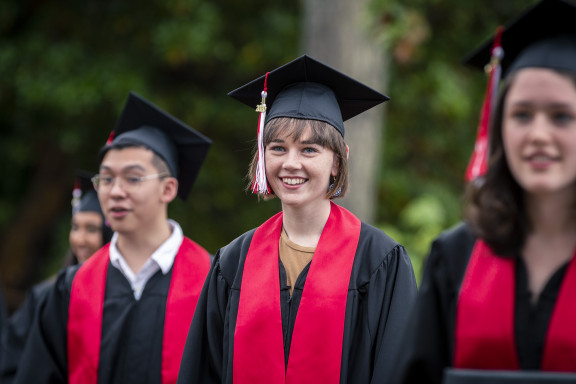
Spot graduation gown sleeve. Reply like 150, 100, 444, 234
13, 267, 77, 384
0, 278, 55, 384
177, 223, 418, 384
341, 223, 418, 383
0, 278, 7, 374
390, 222, 476, 384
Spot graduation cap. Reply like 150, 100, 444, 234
229, 55, 389, 137
101, 92, 212, 200
228, 54, 389, 193
72, 170, 103, 215
464, 0, 576, 76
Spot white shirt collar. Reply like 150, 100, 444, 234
109, 220, 183, 297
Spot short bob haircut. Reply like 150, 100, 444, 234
465, 68, 576, 257
247, 117, 348, 200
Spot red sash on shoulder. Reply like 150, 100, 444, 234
68, 244, 110, 384
455, 239, 576, 371
233, 202, 361, 384
68, 237, 210, 384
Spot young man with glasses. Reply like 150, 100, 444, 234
14, 92, 212, 384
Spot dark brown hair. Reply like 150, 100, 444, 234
247, 117, 348, 200
465, 68, 576, 256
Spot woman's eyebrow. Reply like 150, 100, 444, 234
300, 139, 321, 145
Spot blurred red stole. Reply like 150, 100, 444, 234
68, 238, 210, 384
233, 202, 361, 383
455, 239, 576, 371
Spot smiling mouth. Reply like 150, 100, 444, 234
282, 178, 307, 185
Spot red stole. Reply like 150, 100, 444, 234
455, 239, 576, 371
68, 237, 210, 384
233, 202, 361, 384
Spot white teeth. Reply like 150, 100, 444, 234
283, 178, 305, 185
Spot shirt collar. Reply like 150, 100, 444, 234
109, 219, 183, 275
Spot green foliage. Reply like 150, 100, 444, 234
0, 0, 300, 284
380, 187, 461, 282
0, 0, 556, 292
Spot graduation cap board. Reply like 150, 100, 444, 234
72, 170, 102, 215
228, 54, 389, 193
228, 54, 390, 138
443, 369, 576, 384
464, 0, 576, 76
101, 92, 212, 200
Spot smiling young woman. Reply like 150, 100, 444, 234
177, 55, 417, 384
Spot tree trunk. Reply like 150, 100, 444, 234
0, 144, 70, 312
301, 0, 388, 224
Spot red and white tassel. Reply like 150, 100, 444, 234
465, 26, 504, 181
72, 180, 82, 214
252, 72, 270, 194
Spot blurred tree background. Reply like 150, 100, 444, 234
0, 0, 540, 311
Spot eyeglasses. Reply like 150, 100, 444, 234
91, 173, 169, 192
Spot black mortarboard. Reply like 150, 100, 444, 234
229, 55, 389, 194
72, 170, 103, 215
464, 0, 576, 76
228, 54, 390, 137
100, 92, 212, 200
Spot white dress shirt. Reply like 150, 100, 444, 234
109, 219, 183, 300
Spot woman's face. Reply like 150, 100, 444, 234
265, 125, 339, 210
69, 211, 104, 263
502, 68, 576, 198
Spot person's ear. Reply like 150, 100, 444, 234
331, 153, 340, 177
160, 177, 178, 203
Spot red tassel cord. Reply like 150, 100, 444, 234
106, 130, 115, 146
252, 72, 271, 194
465, 26, 504, 182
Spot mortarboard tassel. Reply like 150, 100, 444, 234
465, 26, 504, 182
106, 130, 115, 145
71, 179, 82, 214
252, 72, 271, 194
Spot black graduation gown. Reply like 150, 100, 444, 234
177, 222, 417, 384
1, 278, 54, 383
391, 222, 569, 384
13, 263, 174, 384
0, 280, 7, 373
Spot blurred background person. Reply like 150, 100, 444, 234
0, 171, 112, 383
393, 0, 576, 383
65, 171, 114, 265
